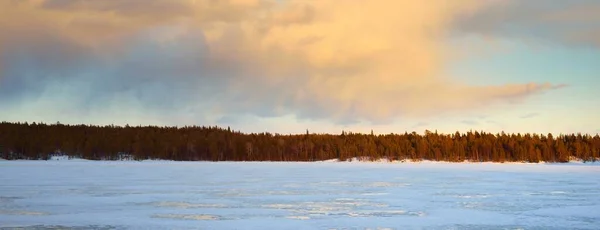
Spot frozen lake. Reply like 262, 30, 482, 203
1, 160, 599, 229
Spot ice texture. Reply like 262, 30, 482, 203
1, 160, 599, 229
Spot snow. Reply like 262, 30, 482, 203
1, 161, 599, 229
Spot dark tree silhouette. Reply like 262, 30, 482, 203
0, 122, 598, 162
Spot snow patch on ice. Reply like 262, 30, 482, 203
151, 213, 220, 220
345, 210, 422, 218
0, 210, 49, 216
368, 182, 395, 187
361, 192, 389, 196
454, 194, 490, 199
286, 215, 311, 220
262, 199, 402, 217
151, 201, 227, 209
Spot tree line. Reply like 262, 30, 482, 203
0, 122, 598, 162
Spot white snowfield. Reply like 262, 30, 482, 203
1, 159, 599, 230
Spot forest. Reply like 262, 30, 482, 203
0, 122, 599, 162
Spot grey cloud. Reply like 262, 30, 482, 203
0, 21, 299, 125
454, 0, 600, 46
520, 113, 540, 119
477, 115, 489, 120
0, 26, 230, 122
412, 122, 429, 129
216, 115, 242, 125
551, 84, 569, 90
461, 120, 479, 125
0, 32, 93, 102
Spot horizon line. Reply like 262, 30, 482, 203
2, 121, 598, 137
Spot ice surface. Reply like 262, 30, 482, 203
1, 160, 599, 229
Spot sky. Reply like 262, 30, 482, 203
0, 0, 599, 135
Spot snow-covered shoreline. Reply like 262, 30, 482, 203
2, 155, 598, 166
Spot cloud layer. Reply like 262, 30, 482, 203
455, 0, 600, 47
0, 0, 580, 125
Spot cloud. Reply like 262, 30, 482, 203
0, 0, 567, 125
412, 122, 429, 129
461, 120, 479, 125
520, 113, 541, 119
454, 0, 600, 47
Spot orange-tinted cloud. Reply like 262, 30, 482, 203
0, 0, 566, 124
